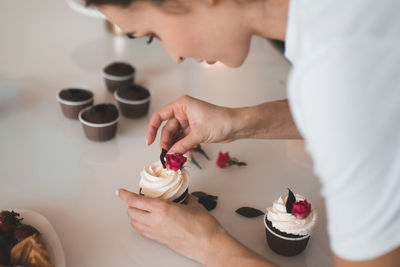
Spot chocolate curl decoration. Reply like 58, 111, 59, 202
285, 188, 296, 214
160, 149, 167, 169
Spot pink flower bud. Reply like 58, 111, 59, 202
165, 153, 187, 171
216, 152, 231, 168
291, 200, 311, 218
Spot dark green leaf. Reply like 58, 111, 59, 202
235, 207, 264, 218
194, 145, 210, 160
198, 197, 217, 211
191, 191, 218, 201
229, 160, 247, 166
160, 149, 167, 169
191, 157, 202, 169
286, 188, 296, 214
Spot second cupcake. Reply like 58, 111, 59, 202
114, 84, 151, 118
102, 62, 135, 93
264, 189, 317, 256
139, 153, 189, 204
78, 103, 119, 142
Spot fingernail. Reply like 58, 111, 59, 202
146, 139, 148, 146
115, 189, 120, 197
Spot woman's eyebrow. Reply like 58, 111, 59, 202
126, 31, 137, 38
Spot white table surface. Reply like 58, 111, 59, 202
0, 1, 333, 266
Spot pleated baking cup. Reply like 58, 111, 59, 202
102, 71, 134, 81
139, 187, 189, 204
114, 91, 151, 118
264, 213, 310, 256
56, 88, 94, 119
78, 105, 119, 142
102, 71, 134, 93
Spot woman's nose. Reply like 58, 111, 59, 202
173, 56, 185, 64
168, 51, 184, 63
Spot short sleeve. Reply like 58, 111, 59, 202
287, 37, 400, 260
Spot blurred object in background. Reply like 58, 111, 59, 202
105, 20, 124, 35
67, 0, 104, 19
67, 0, 123, 35
268, 39, 285, 55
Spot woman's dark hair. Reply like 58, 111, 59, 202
85, 0, 189, 14
85, 0, 163, 7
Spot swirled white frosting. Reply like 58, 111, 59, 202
267, 194, 317, 236
139, 161, 189, 201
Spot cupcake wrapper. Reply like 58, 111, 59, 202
139, 188, 189, 205
173, 189, 189, 204
81, 122, 118, 142
264, 217, 310, 256
59, 101, 93, 119
104, 77, 133, 93
117, 101, 150, 118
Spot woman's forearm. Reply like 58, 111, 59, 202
230, 99, 302, 140
203, 228, 276, 267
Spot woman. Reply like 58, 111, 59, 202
86, 0, 400, 266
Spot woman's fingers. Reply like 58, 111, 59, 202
169, 134, 199, 154
160, 118, 181, 151
146, 102, 178, 146
130, 219, 152, 237
118, 188, 160, 212
186, 194, 199, 206
127, 207, 150, 224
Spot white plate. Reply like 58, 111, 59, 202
4, 209, 66, 267
67, 0, 105, 19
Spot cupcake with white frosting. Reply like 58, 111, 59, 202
264, 189, 317, 256
139, 153, 189, 204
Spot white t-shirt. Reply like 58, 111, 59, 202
285, 0, 400, 261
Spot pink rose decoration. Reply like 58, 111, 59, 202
291, 200, 311, 218
165, 153, 187, 171
216, 151, 247, 168
216, 152, 230, 168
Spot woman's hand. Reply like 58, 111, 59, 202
146, 95, 237, 153
117, 189, 225, 264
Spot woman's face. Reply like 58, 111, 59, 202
99, 1, 252, 67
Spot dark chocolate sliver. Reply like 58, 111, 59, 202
160, 149, 167, 168
286, 188, 296, 214
192, 191, 218, 201
235, 207, 264, 218
198, 197, 217, 211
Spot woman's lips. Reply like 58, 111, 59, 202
196, 59, 217, 65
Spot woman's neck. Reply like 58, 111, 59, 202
246, 0, 289, 41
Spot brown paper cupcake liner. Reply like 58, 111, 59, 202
56, 89, 94, 119
139, 188, 189, 205
103, 76, 133, 93
264, 214, 310, 256
78, 106, 119, 142
58, 101, 93, 119
114, 91, 150, 118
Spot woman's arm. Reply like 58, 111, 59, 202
146, 96, 302, 154
117, 189, 277, 267
205, 229, 277, 267
231, 99, 302, 140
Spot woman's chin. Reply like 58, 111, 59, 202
222, 58, 246, 68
